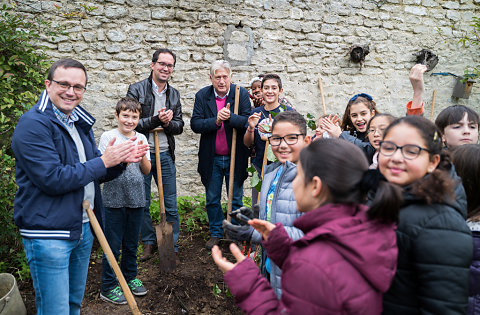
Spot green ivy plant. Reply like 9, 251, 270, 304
0, 4, 65, 278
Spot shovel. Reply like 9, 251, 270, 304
227, 85, 241, 222
82, 200, 141, 315
152, 127, 176, 271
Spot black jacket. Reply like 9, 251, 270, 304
383, 170, 473, 314
127, 73, 184, 161
190, 84, 250, 186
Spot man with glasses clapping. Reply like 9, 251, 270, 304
127, 48, 184, 261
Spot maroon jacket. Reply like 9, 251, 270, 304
224, 203, 397, 315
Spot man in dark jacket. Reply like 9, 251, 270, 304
11, 58, 145, 314
191, 60, 250, 249
127, 48, 184, 260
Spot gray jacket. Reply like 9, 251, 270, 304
252, 160, 304, 298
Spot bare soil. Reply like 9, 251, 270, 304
18, 223, 244, 315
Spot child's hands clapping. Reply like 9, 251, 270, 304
124, 138, 149, 163
252, 91, 264, 108
320, 115, 341, 138
212, 243, 246, 273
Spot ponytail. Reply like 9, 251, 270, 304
413, 150, 454, 204
301, 139, 402, 224
360, 170, 402, 223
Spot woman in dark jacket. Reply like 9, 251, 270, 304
379, 116, 473, 314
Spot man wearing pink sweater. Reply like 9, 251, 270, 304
191, 60, 251, 249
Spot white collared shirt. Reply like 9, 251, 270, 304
152, 79, 168, 96
214, 87, 230, 99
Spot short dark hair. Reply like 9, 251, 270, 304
272, 111, 306, 135
366, 113, 396, 132
434, 105, 479, 134
451, 144, 480, 218
115, 97, 142, 115
152, 48, 176, 66
261, 74, 282, 90
47, 58, 88, 86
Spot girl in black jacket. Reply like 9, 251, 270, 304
378, 116, 473, 314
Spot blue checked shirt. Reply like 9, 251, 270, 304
52, 105, 79, 130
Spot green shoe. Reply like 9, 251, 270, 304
128, 278, 147, 296
100, 286, 127, 305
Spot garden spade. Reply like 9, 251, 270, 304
152, 127, 176, 271
82, 200, 141, 315
227, 85, 241, 222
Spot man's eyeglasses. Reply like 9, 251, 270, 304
350, 93, 373, 102
268, 134, 305, 146
51, 80, 86, 94
379, 141, 430, 160
156, 62, 174, 70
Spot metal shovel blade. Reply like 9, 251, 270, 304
155, 214, 176, 272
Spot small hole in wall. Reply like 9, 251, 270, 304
235, 21, 243, 29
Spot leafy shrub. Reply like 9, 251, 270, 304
0, 4, 61, 278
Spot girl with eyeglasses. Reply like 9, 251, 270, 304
378, 115, 472, 314
366, 114, 396, 169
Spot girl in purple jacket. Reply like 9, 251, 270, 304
212, 138, 402, 315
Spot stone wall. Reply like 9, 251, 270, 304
10, 0, 480, 196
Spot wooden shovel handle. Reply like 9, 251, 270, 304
227, 85, 241, 222
153, 130, 166, 219
430, 90, 437, 121
257, 143, 270, 202
82, 201, 141, 315
318, 78, 327, 115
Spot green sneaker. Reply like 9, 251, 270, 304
128, 278, 147, 296
100, 286, 127, 305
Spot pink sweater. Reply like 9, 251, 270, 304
215, 97, 229, 155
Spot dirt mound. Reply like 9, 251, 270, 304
19, 226, 244, 314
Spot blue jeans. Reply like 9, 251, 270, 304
142, 151, 179, 251
23, 222, 94, 315
206, 155, 244, 238
101, 206, 143, 292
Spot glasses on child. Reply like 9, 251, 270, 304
268, 134, 305, 146
350, 93, 373, 102
379, 141, 430, 160
368, 126, 387, 134
51, 80, 86, 94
